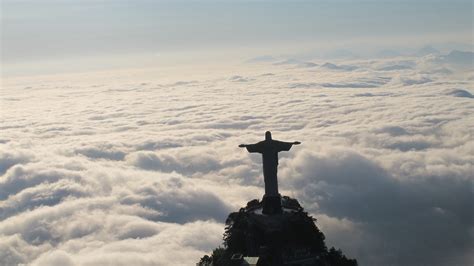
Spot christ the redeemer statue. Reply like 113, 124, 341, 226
239, 131, 300, 214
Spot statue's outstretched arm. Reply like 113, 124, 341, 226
240, 142, 263, 153
275, 140, 301, 151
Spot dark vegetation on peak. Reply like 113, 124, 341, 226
198, 197, 357, 266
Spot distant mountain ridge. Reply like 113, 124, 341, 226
440, 50, 474, 65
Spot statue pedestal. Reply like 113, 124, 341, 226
262, 194, 282, 215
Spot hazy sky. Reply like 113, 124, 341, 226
1, 0, 473, 75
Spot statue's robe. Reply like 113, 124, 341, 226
245, 140, 294, 197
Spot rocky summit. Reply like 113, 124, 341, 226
198, 196, 357, 266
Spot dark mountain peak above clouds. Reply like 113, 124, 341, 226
441, 50, 474, 65
297, 62, 319, 68
229, 75, 254, 83
273, 58, 302, 65
321, 62, 358, 71
271, 58, 318, 68
322, 62, 338, 68
198, 197, 357, 266
416, 45, 440, 56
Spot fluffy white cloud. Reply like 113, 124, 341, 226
1, 50, 473, 265
0, 150, 34, 175
281, 148, 472, 265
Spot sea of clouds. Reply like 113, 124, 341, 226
1, 50, 473, 265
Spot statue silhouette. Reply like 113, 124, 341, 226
239, 131, 300, 214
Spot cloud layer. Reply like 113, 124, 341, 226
1, 51, 473, 265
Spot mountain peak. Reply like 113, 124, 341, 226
198, 196, 358, 266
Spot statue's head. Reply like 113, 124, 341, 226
265, 131, 272, 140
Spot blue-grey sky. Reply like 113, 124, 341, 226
1, 0, 473, 74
